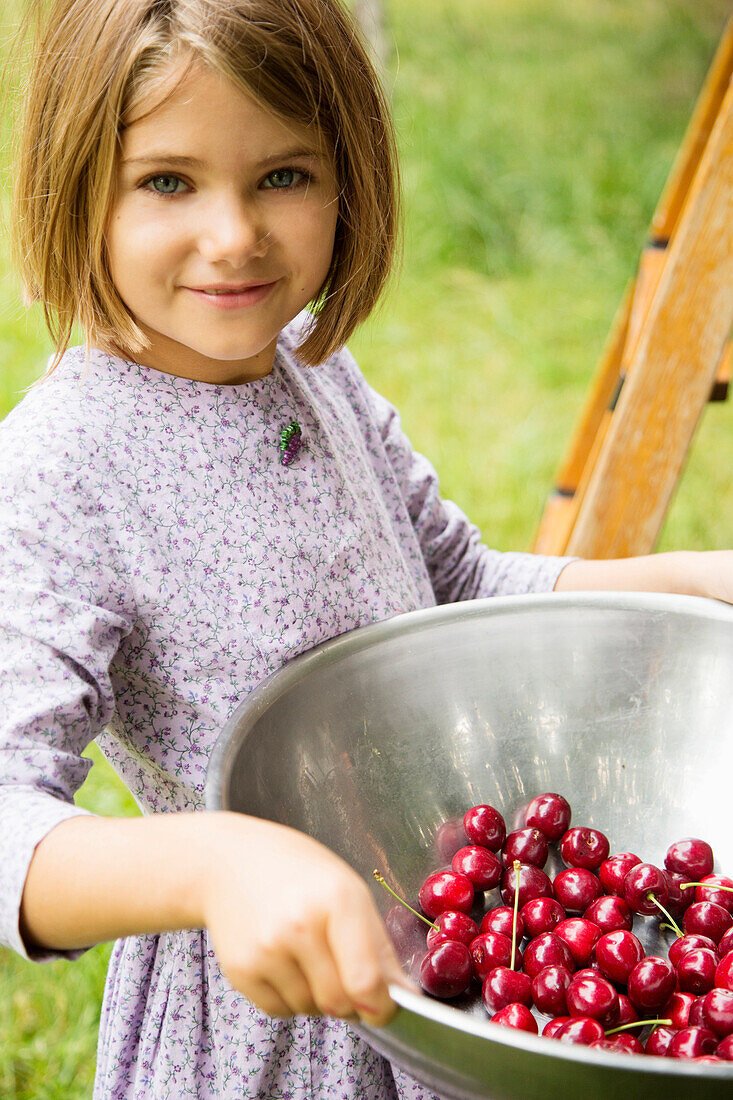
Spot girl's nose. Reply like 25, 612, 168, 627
197, 196, 270, 265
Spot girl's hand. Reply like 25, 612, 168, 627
201, 812, 411, 1025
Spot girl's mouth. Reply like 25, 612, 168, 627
185, 281, 279, 309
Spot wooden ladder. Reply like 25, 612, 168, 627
532, 16, 733, 560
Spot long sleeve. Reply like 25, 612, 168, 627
362, 382, 578, 603
0, 406, 135, 961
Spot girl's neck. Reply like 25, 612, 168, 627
94, 335, 278, 386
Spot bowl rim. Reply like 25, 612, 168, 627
366, 982, 733, 1078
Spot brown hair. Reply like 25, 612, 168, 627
9, 0, 401, 371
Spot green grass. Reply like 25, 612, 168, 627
350, 0, 733, 553
0, 1, 731, 1094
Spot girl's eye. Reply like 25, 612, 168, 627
143, 175, 187, 195
261, 168, 307, 190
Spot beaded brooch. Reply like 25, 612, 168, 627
279, 420, 304, 466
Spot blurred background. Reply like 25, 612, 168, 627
1, 1, 731, 1095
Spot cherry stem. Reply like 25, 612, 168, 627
679, 881, 733, 892
510, 859, 520, 970
372, 870, 438, 930
605, 1018, 672, 1036
646, 892, 683, 937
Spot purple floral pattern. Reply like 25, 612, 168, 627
0, 312, 575, 1097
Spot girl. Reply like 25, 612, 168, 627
0, 1, 730, 1097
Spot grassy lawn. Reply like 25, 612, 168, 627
0, 1, 730, 1095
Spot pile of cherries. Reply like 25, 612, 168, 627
379, 793, 733, 1063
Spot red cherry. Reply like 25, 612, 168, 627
716, 951, 733, 991
419, 941, 473, 998
525, 792, 571, 841
701, 988, 733, 1037
463, 805, 506, 852
480, 905, 525, 940
627, 956, 676, 1010
520, 897, 564, 938
645, 1026, 677, 1056
623, 863, 669, 916
683, 901, 733, 944
482, 967, 533, 1013
560, 827, 610, 871
530, 964, 572, 1016
668, 933, 718, 968
418, 870, 474, 919
384, 904, 427, 959
451, 845, 502, 890
553, 868, 603, 914
502, 827, 548, 869
594, 930, 645, 985
433, 818, 469, 863
598, 852, 641, 896
554, 1016, 605, 1045
469, 931, 513, 981
717, 1033, 733, 1059
663, 871, 694, 915
665, 838, 714, 880
689, 996, 706, 1026
694, 874, 733, 914
490, 1003, 538, 1033
565, 972, 619, 1028
583, 895, 633, 934
573, 967, 601, 981
522, 932, 575, 978
616, 993, 638, 1027
554, 918, 601, 968
719, 929, 733, 956
667, 1025, 719, 1059
592, 1033, 643, 1054
661, 991, 697, 1030
676, 948, 719, 995
426, 910, 479, 950
542, 1015, 571, 1038
614, 1035, 643, 1055
500, 863, 554, 908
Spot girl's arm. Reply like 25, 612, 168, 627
554, 549, 733, 604
19, 809, 406, 1026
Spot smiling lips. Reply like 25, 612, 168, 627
184, 280, 279, 308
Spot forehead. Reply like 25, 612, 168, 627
121, 57, 328, 160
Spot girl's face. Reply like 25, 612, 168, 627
105, 58, 339, 384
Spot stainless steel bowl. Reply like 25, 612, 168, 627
204, 593, 733, 1099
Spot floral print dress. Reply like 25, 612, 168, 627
0, 313, 574, 1098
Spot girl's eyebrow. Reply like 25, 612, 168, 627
121, 148, 322, 168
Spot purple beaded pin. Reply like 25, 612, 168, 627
279, 420, 303, 466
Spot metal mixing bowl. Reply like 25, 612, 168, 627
204, 593, 733, 1099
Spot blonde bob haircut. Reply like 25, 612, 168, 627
10, 0, 401, 371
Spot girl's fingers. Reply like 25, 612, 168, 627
293, 930, 359, 1020
244, 943, 367, 1022
245, 977, 295, 1019
259, 952, 319, 1017
326, 901, 402, 1026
